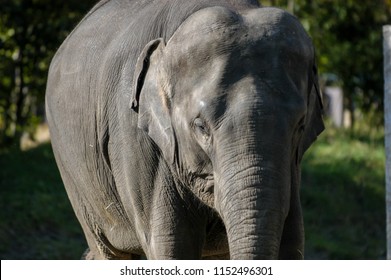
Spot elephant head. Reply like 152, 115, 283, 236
131, 7, 323, 259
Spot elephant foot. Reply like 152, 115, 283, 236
81, 248, 94, 260
202, 253, 230, 260
81, 247, 144, 260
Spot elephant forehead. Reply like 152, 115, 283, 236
163, 6, 242, 66
163, 6, 313, 73
166, 6, 242, 47
242, 7, 314, 59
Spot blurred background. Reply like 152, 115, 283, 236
0, 0, 389, 259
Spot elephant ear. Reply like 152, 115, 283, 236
130, 39, 175, 163
298, 63, 325, 161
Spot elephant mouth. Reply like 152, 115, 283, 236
189, 174, 215, 208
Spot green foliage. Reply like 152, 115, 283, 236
298, 0, 389, 114
263, 0, 390, 126
301, 124, 386, 259
0, 0, 96, 146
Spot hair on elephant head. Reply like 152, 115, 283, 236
47, 0, 323, 260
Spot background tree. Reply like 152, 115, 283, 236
0, 0, 96, 146
264, 0, 391, 128
384, 25, 391, 260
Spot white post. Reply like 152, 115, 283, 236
384, 25, 391, 260
287, 0, 295, 13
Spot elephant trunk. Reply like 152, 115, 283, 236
214, 140, 291, 259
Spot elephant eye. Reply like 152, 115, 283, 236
194, 118, 209, 135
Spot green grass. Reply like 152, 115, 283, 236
0, 124, 386, 259
0, 144, 87, 259
301, 125, 386, 259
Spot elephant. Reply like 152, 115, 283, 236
45, 0, 324, 260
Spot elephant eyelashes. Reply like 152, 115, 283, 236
194, 118, 210, 137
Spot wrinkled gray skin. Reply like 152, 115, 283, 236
46, 0, 324, 260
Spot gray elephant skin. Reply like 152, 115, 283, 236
45, 0, 324, 260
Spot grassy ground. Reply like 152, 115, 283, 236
301, 124, 386, 259
0, 124, 386, 259
0, 144, 87, 259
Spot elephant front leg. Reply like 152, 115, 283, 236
145, 191, 207, 259
278, 199, 304, 259
278, 167, 304, 259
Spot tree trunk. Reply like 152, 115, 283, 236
347, 87, 355, 129
14, 47, 27, 131
384, 25, 391, 260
